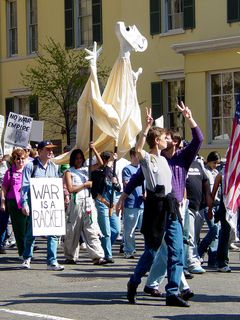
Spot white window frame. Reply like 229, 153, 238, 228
161, 0, 184, 35
75, 0, 93, 48
7, 0, 18, 56
27, 0, 38, 54
208, 70, 238, 145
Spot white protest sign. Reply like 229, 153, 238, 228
30, 178, 66, 236
0, 115, 4, 155
4, 112, 33, 148
30, 120, 44, 141
155, 116, 164, 128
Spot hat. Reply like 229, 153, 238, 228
37, 140, 57, 150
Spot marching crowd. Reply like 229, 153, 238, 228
0, 102, 239, 308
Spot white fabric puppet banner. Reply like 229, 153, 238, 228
54, 21, 147, 164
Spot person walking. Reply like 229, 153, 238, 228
20, 140, 64, 271
64, 146, 106, 265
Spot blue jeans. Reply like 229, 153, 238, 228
0, 209, 9, 248
23, 215, 59, 265
217, 218, 231, 268
130, 216, 183, 296
123, 207, 143, 254
145, 239, 168, 288
198, 208, 219, 263
165, 216, 184, 296
95, 200, 120, 259
129, 239, 157, 286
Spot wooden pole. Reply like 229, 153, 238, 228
109, 144, 118, 216
88, 117, 93, 196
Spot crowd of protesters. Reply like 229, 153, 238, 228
0, 102, 239, 307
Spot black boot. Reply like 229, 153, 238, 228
127, 281, 137, 304
166, 295, 190, 307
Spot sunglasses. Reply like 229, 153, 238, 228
16, 157, 25, 161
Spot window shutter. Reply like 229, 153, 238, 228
151, 82, 163, 120
64, 0, 74, 48
150, 0, 161, 35
29, 97, 38, 120
92, 0, 102, 43
183, 0, 195, 30
227, 0, 240, 23
5, 98, 14, 121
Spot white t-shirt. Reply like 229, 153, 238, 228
68, 166, 89, 198
140, 152, 172, 194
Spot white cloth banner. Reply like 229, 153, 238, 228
4, 112, 33, 148
30, 178, 66, 236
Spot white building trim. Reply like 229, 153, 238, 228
172, 35, 240, 55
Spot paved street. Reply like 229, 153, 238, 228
0, 233, 240, 320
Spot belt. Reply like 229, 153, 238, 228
96, 194, 115, 216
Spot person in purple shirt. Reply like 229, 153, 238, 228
117, 102, 203, 307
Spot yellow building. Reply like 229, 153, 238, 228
0, 0, 239, 157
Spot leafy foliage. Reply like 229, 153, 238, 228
21, 38, 109, 144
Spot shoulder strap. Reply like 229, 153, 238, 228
9, 165, 13, 178
31, 158, 39, 178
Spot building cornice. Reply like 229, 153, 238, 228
9, 88, 32, 96
172, 35, 240, 55
156, 69, 184, 80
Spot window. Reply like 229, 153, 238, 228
151, 82, 163, 119
77, 0, 93, 47
5, 97, 39, 121
210, 71, 238, 142
166, 79, 185, 138
27, 0, 38, 53
65, 0, 102, 48
5, 98, 14, 120
166, 0, 183, 31
227, 0, 240, 23
150, 0, 195, 34
7, 0, 18, 56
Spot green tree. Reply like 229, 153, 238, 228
21, 38, 108, 145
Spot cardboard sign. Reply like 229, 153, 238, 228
4, 112, 33, 148
30, 178, 66, 236
30, 120, 44, 141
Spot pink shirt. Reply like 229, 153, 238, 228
2, 165, 23, 209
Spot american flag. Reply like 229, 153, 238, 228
223, 95, 240, 213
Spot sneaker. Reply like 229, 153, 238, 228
229, 243, 240, 251
21, 259, 31, 269
184, 270, 194, 279
189, 266, 206, 274
93, 258, 108, 265
124, 253, 135, 259
64, 259, 77, 265
144, 286, 166, 298
80, 242, 87, 250
47, 263, 64, 271
181, 289, 194, 301
217, 266, 231, 273
105, 258, 115, 264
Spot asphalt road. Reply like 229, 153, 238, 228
0, 233, 240, 320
